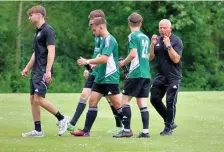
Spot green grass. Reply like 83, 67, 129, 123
0, 92, 223, 152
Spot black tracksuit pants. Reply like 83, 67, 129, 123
150, 74, 180, 129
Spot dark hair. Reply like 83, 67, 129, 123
128, 13, 143, 27
88, 10, 105, 19
89, 17, 107, 26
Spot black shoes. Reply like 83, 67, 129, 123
171, 123, 178, 130
113, 130, 133, 138
160, 127, 172, 136
159, 123, 178, 136
113, 124, 177, 138
136, 132, 150, 138
160, 123, 178, 136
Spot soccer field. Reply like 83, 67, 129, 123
0, 92, 223, 152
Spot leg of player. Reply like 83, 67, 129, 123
105, 96, 123, 133
67, 88, 92, 131
70, 91, 102, 137
21, 95, 44, 137
106, 94, 123, 120
136, 98, 150, 138
34, 94, 69, 136
113, 95, 133, 138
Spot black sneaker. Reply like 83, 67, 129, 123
113, 130, 133, 138
160, 127, 172, 136
164, 122, 178, 130
136, 132, 150, 138
171, 123, 178, 130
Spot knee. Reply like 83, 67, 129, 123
112, 101, 121, 109
80, 92, 89, 100
34, 98, 41, 105
30, 95, 41, 106
137, 101, 147, 109
166, 100, 176, 108
88, 98, 97, 107
33, 96, 44, 106
150, 95, 161, 105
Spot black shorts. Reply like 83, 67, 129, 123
92, 82, 120, 96
84, 75, 95, 88
122, 78, 150, 98
30, 72, 48, 97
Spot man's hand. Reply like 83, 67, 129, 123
45, 71, 52, 85
77, 57, 88, 66
151, 35, 158, 46
119, 60, 125, 67
83, 70, 89, 79
163, 36, 171, 47
21, 68, 29, 77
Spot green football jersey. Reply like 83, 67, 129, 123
127, 30, 151, 79
90, 36, 101, 77
95, 34, 120, 84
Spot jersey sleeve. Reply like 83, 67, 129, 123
45, 27, 55, 46
173, 38, 183, 57
101, 36, 114, 56
128, 34, 137, 49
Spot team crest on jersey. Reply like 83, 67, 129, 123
36, 32, 41, 37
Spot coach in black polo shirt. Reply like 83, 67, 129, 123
21, 5, 69, 137
149, 19, 183, 136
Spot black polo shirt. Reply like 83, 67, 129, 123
33, 23, 55, 73
154, 33, 183, 82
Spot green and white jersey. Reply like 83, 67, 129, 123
127, 30, 151, 79
95, 34, 120, 84
90, 36, 101, 77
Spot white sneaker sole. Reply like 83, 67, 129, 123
21, 134, 44, 137
58, 117, 70, 136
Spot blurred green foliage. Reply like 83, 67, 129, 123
0, 1, 223, 92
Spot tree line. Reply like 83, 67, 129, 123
0, 1, 223, 93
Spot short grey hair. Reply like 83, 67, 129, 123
159, 19, 172, 27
